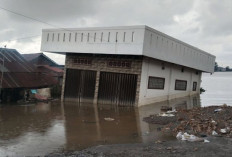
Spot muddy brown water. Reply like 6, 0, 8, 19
0, 96, 200, 156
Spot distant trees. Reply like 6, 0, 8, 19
214, 62, 232, 72
226, 66, 231, 71
214, 62, 218, 71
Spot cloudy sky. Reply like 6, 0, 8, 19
0, 0, 231, 67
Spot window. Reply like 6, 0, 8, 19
192, 82, 197, 91
58, 33, 60, 41
175, 80, 187, 91
148, 77, 165, 89
87, 33, 89, 42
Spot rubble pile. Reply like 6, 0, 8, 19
143, 105, 232, 137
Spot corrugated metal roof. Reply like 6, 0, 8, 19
36, 65, 63, 77
22, 53, 59, 66
0, 48, 57, 88
21, 53, 41, 62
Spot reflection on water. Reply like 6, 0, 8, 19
0, 95, 200, 156
201, 72, 232, 106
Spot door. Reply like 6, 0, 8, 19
98, 72, 137, 106
64, 69, 96, 102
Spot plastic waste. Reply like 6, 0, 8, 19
220, 128, 227, 133
204, 139, 210, 143
214, 108, 222, 113
166, 109, 177, 113
158, 113, 175, 117
176, 132, 183, 140
212, 130, 218, 136
104, 117, 115, 121
176, 132, 204, 142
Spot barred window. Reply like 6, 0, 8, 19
192, 82, 197, 91
175, 80, 187, 91
148, 77, 165, 89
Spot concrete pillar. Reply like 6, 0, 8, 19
61, 68, 66, 102
167, 64, 173, 100
93, 70, 100, 104
189, 72, 193, 96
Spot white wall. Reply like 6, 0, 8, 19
143, 27, 215, 73
138, 58, 201, 106
41, 25, 215, 73
41, 26, 145, 56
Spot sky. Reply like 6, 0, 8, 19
0, 0, 231, 67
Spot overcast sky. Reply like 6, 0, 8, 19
0, 0, 231, 67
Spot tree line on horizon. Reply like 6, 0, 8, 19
214, 62, 232, 72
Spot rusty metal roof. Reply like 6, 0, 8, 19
0, 48, 57, 88
36, 65, 63, 77
22, 53, 59, 66
21, 53, 41, 61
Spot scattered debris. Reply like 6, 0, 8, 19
214, 108, 222, 113
176, 132, 204, 142
104, 117, 115, 121
158, 113, 175, 117
220, 128, 227, 134
166, 109, 177, 114
161, 106, 172, 112
204, 139, 210, 143
143, 105, 232, 138
212, 131, 218, 136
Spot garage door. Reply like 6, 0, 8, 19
64, 69, 96, 102
98, 72, 137, 106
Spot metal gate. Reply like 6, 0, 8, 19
64, 69, 96, 102
98, 72, 137, 106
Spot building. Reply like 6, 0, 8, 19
22, 53, 64, 68
22, 53, 64, 85
0, 48, 57, 102
40, 25, 215, 107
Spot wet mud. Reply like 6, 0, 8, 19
47, 137, 232, 157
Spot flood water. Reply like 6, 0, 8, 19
0, 96, 199, 156
201, 72, 232, 106
0, 72, 231, 156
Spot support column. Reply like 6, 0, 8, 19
167, 64, 173, 100
189, 72, 193, 96
93, 70, 100, 105
61, 68, 67, 102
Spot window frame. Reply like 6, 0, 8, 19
175, 79, 187, 91
192, 82, 197, 91
148, 76, 165, 90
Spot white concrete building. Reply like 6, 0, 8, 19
41, 25, 215, 107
